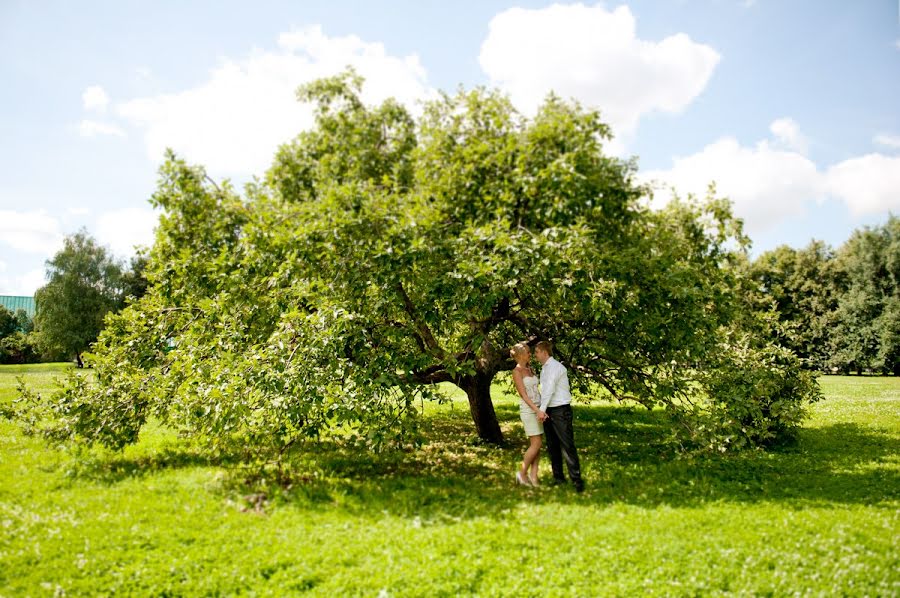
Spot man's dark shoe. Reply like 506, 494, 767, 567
550, 478, 566, 486
574, 481, 585, 493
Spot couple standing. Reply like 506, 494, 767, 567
510, 341, 584, 492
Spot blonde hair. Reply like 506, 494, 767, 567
510, 342, 530, 359
535, 340, 552, 356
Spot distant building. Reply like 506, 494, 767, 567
0, 295, 36, 317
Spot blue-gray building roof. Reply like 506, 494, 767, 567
0, 295, 36, 317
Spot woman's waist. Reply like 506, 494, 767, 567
519, 400, 539, 412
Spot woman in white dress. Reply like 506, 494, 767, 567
510, 342, 543, 486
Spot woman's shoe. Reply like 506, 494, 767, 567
529, 475, 540, 487
516, 471, 532, 486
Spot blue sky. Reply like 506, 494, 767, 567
1, 0, 898, 295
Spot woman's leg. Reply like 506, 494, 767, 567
528, 436, 541, 484
529, 437, 541, 485
521, 435, 541, 478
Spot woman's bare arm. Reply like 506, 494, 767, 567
512, 368, 540, 413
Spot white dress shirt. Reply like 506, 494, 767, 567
539, 357, 571, 411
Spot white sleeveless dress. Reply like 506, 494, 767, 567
520, 375, 544, 437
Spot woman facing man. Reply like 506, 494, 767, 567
510, 341, 584, 492
511, 342, 542, 486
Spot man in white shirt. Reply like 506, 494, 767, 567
535, 340, 584, 492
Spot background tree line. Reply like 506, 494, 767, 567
1, 230, 148, 365
746, 215, 900, 375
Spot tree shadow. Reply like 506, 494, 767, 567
266, 402, 899, 520
55, 402, 898, 518
58, 444, 237, 484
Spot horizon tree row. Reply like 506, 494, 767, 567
746, 216, 900, 375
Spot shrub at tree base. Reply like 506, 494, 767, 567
4, 71, 820, 461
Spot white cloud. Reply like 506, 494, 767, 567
478, 4, 720, 136
0, 209, 63, 254
115, 25, 435, 178
643, 119, 900, 232
642, 136, 822, 233
769, 117, 807, 154
95, 207, 158, 257
82, 85, 110, 112
77, 119, 126, 138
0, 269, 47, 296
17, 269, 46, 295
874, 133, 900, 149
825, 154, 900, 215
67, 206, 91, 216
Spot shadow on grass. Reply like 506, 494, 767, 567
61, 403, 899, 517
260, 403, 899, 519
61, 445, 234, 484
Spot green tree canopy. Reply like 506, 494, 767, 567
10, 72, 819, 457
746, 241, 843, 370
830, 215, 900, 375
33, 230, 125, 367
0, 306, 40, 364
0, 306, 18, 338
15, 308, 34, 334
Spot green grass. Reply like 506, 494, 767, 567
1, 366, 898, 596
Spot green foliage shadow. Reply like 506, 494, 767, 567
251, 403, 899, 519
60, 445, 235, 485
54, 402, 897, 517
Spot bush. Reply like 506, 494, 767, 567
0, 332, 43, 364
695, 326, 822, 451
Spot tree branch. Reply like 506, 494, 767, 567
396, 282, 446, 358
471, 296, 511, 335
571, 363, 655, 409
404, 366, 454, 385
508, 312, 552, 343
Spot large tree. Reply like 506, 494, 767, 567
34, 230, 125, 367
830, 216, 900, 374
11, 72, 818, 455
746, 241, 843, 370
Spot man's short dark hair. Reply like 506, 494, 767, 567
535, 340, 553, 356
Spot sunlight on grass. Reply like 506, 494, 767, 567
1, 367, 897, 595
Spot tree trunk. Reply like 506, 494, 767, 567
460, 372, 504, 445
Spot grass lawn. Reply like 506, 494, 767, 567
1, 365, 898, 596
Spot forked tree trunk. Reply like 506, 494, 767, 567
460, 372, 504, 445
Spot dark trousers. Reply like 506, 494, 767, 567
545, 404, 582, 484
